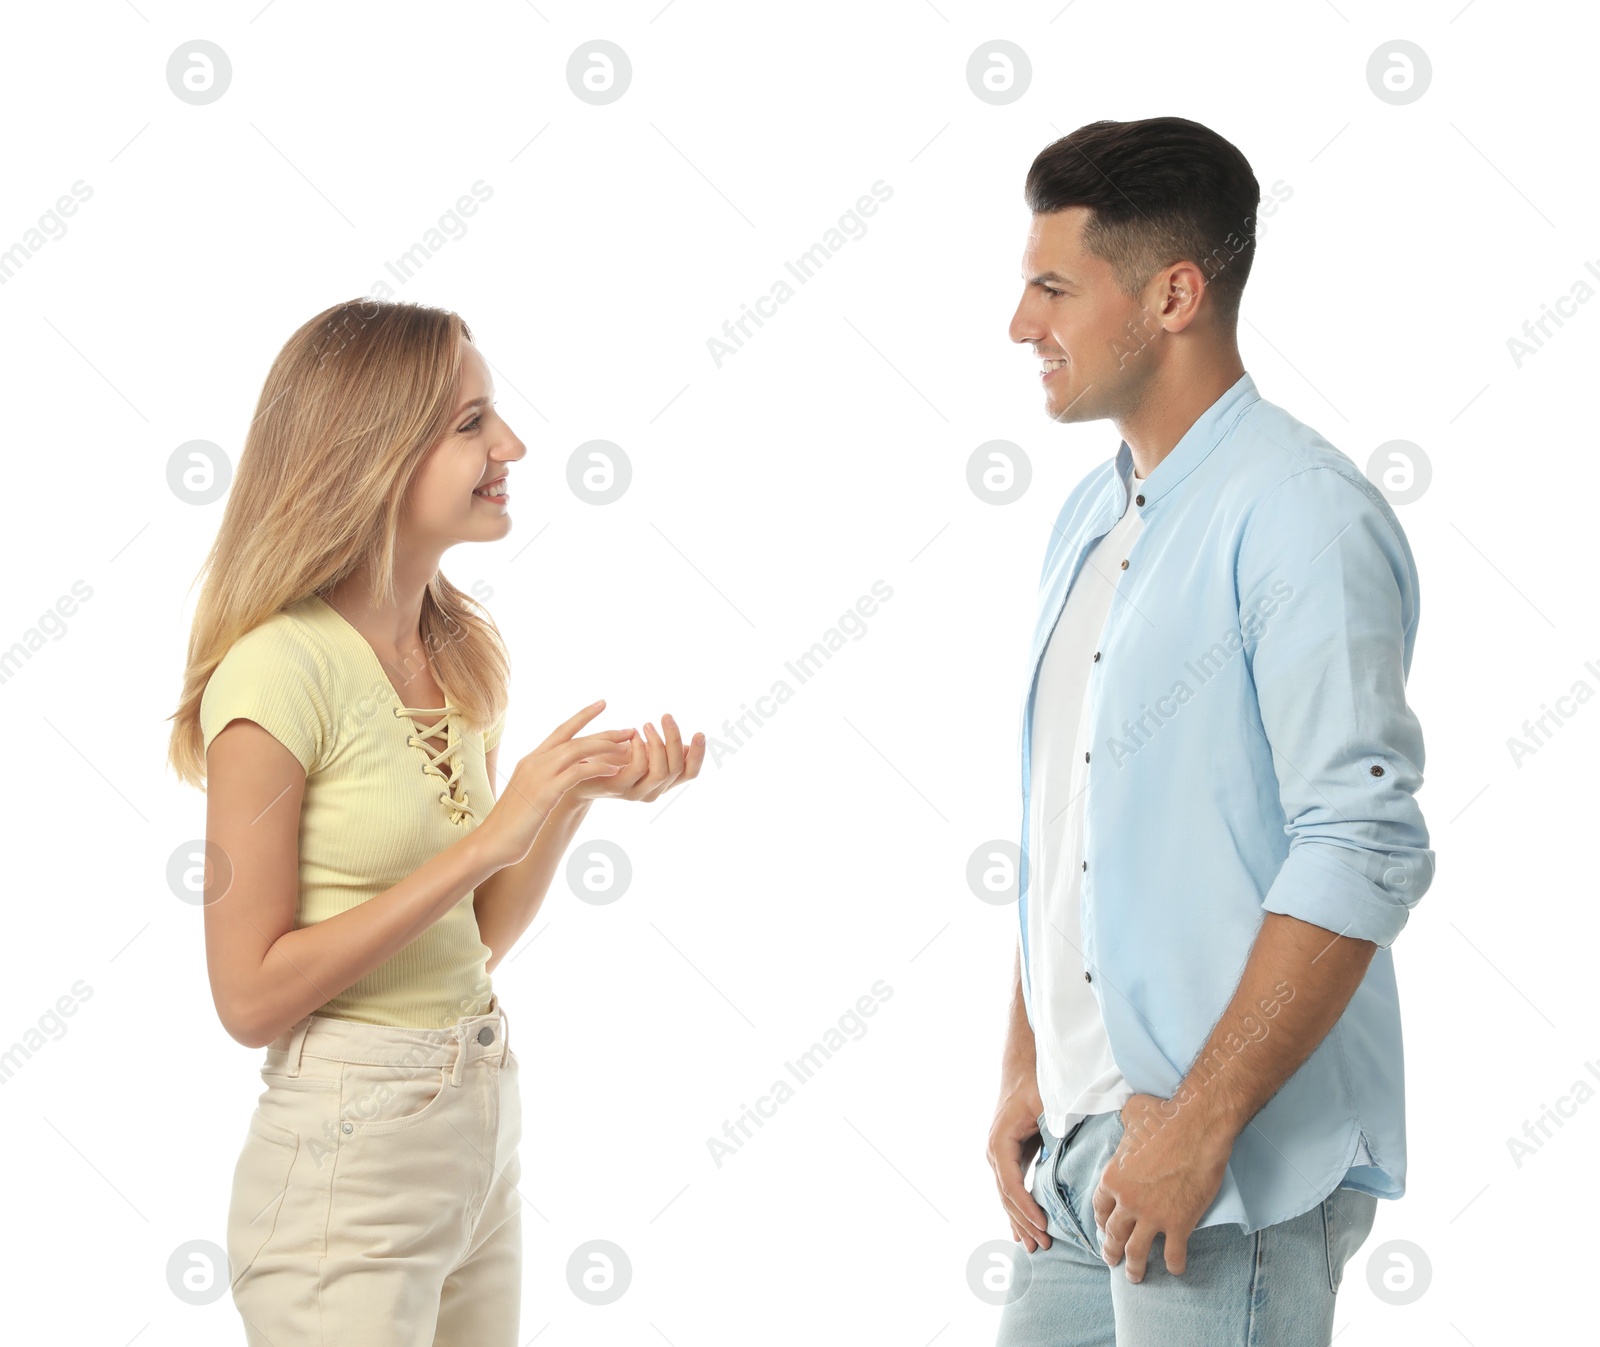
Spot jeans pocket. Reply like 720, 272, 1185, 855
340, 1060, 454, 1135
227, 1113, 298, 1286
1321, 1187, 1378, 1295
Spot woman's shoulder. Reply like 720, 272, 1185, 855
200, 599, 353, 768
214, 600, 335, 685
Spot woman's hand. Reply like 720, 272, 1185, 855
476, 701, 637, 868
569, 711, 705, 804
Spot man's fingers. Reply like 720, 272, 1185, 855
1099, 1215, 1123, 1268
1015, 1190, 1051, 1247
1093, 1184, 1122, 1265
997, 1166, 1051, 1250
1009, 1217, 1043, 1254
1000, 1190, 1050, 1250
1160, 1228, 1189, 1277
1120, 1224, 1153, 1283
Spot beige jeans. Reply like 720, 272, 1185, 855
226, 994, 522, 1345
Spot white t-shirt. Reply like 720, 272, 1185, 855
1026, 467, 1143, 1136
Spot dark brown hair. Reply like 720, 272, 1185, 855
1024, 116, 1262, 327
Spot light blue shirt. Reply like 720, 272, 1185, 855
1017, 372, 1435, 1234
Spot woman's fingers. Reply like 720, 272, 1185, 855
609, 727, 649, 789
559, 734, 634, 769
534, 699, 610, 753
659, 714, 686, 777
527, 709, 705, 803
641, 721, 670, 792
681, 729, 706, 781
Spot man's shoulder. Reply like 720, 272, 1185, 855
1225, 396, 1391, 520
1227, 398, 1415, 578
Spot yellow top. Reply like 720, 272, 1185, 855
199, 593, 505, 1029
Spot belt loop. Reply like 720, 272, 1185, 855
282, 1016, 311, 1079
450, 1024, 467, 1087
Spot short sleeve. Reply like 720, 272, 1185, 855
483, 707, 507, 754
199, 617, 332, 774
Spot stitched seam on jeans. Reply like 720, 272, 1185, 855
1245, 1228, 1263, 1346
1323, 1196, 1339, 1295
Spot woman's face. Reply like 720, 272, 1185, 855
404, 338, 526, 546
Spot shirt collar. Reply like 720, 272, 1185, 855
1114, 371, 1260, 510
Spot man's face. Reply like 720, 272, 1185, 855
1008, 206, 1157, 425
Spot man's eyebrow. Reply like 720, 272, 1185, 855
1024, 270, 1076, 285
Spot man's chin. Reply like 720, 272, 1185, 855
1046, 391, 1092, 424
1046, 365, 1112, 422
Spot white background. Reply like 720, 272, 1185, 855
1, 1, 1593, 1342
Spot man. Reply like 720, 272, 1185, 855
988, 117, 1435, 1346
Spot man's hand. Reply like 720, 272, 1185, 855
988, 1083, 1052, 1252
1092, 1091, 1235, 1282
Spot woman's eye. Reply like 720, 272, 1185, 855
460, 414, 482, 433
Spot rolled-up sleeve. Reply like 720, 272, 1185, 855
1237, 465, 1435, 948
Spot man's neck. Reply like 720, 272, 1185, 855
1116, 351, 1246, 478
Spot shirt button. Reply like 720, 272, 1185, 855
1369, 764, 1385, 777
1084, 971, 1093, 983
1135, 494, 1145, 506
1082, 860, 1087, 871
1084, 751, 1090, 762
1092, 650, 1101, 661
477, 1025, 495, 1046
1119, 559, 1129, 569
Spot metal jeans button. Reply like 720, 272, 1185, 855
476, 1025, 495, 1046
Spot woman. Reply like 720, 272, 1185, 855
166, 297, 704, 1345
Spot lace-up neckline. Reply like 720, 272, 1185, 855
393, 704, 478, 826
308, 593, 480, 828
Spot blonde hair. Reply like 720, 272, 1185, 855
167, 298, 510, 789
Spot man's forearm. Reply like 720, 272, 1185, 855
1001, 941, 1038, 1090
473, 794, 593, 974
1146, 911, 1377, 1145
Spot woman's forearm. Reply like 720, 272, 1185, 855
236, 829, 502, 1049
473, 795, 593, 973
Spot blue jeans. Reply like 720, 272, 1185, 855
994, 1109, 1378, 1346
